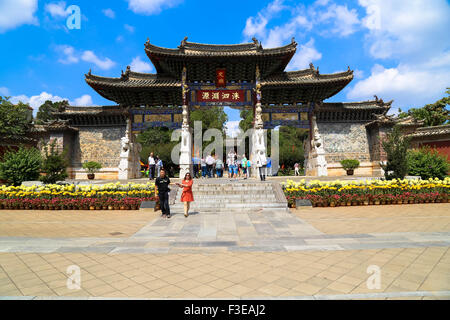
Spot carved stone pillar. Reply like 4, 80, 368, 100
118, 116, 142, 179
179, 66, 192, 179
305, 115, 328, 176
251, 65, 267, 179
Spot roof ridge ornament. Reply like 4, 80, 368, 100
121, 66, 131, 79
179, 36, 188, 48
291, 37, 297, 46
145, 38, 150, 46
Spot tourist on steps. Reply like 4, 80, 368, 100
241, 154, 248, 179
155, 168, 174, 219
155, 156, 163, 178
177, 172, 194, 218
215, 155, 224, 178
200, 157, 207, 178
148, 152, 156, 180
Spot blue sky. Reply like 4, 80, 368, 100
0, 0, 449, 135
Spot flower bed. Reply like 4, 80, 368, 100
282, 178, 450, 208
0, 182, 156, 210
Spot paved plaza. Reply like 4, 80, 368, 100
0, 203, 449, 299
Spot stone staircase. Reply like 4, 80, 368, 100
170, 180, 288, 212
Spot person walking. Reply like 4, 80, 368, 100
294, 162, 300, 176
205, 153, 215, 178
200, 157, 207, 178
215, 155, 224, 178
192, 156, 200, 178
241, 154, 248, 179
155, 168, 174, 218
256, 153, 267, 181
177, 172, 194, 218
155, 156, 163, 178
246, 158, 252, 178
266, 157, 272, 176
148, 152, 156, 180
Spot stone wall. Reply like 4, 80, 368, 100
317, 122, 371, 163
69, 126, 126, 179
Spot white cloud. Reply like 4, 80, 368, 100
316, 3, 360, 37
347, 63, 450, 109
243, 0, 286, 40
0, 0, 38, 33
72, 94, 93, 106
10, 92, 95, 113
81, 51, 116, 70
130, 56, 153, 73
10, 92, 66, 112
102, 8, 115, 19
124, 24, 135, 33
348, 0, 450, 110
126, 0, 183, 15
45, 1, 70, 18
287, 39, 322, 70
225, 121, 242, 138
56, 45, 79, 64
0, 87, 10, 96
358, 0, 450, 61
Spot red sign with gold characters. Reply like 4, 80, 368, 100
216, 69, 226, 87
197, 90, 245, 103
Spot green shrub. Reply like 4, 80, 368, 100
407, 147, 449, 180
82, 161, 102, 174
340, 159, 360, 170
40, 140, 68, 184
0, 146, 42, 186
381, 126, 411, 180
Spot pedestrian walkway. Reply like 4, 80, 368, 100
0, 202, 449, 299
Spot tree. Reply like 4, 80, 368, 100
0, 96, 32, 139
278, 126, 308, 169
136, 127, 179, 177
190, 106, 228, 133
407, 147, 449, 180
239, 108, 253, 133
40, 140, 69, 184
398, 88, 449, 126
0, 146, 42, 186
381, 126, 411, 180
36, 100, 69, 124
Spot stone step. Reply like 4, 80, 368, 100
172, 202, 286, 209
186, 195, 277, 199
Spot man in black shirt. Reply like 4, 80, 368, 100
155, 168, 173, 218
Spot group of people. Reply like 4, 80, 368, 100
147, 152, 164, 180
155, 169, 194, 219
191, 151, 273, 180
151, 151, 275, 220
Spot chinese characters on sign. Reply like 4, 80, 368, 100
216, 69, 226, 87
197, 90, 245, 103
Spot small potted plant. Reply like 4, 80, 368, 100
82, 161, 102, 180
340, 159, 360, 176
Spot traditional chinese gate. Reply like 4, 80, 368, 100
85, 38, 355, 178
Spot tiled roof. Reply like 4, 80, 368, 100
407, 124, 450, 138
261, 67, 354, 87
85, 69, 181, 89
145, 38, 297, 57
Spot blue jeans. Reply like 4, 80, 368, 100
158, 191, 170, 215
206, 164, 213, 178
201, 166, 207, 177
216, 168, 223, 177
